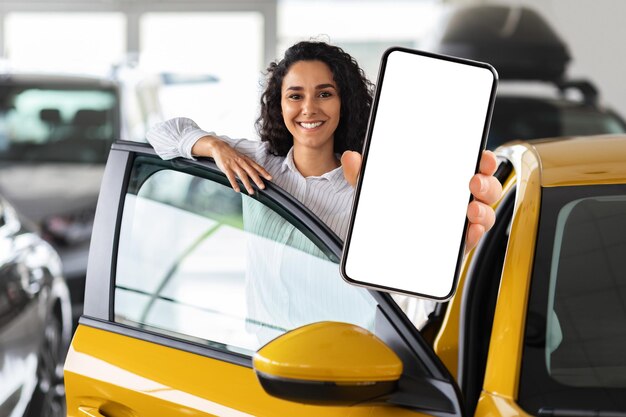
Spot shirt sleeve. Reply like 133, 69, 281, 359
146, 117, 268, 163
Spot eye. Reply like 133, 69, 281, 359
287, 93, 302, 100
319, 91, 333, 98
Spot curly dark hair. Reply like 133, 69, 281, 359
256, 41, 375, 156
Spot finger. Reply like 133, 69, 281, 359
233, 166, 255, 195
465, 223, 486, 254
243, 166, 266, 190
340, 151, 362, 187
247, 158, 273, 181
479, 150, 498, 176
224, 169, 241, 193
242, 159, 270, 188
467, 200, 496, 232
469, 174, 502, 205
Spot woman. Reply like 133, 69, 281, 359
147, 41, 500, 251
147, 40, 500, 339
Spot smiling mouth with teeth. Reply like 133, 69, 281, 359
299, 121, 324, 129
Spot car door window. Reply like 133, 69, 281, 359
519, 184, 626, 414
114, 156, 377, 356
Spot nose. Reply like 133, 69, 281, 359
301, 96, 318, 116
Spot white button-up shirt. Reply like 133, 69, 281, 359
146, 117, 355, 240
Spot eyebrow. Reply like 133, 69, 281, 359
285, 83, 337, 91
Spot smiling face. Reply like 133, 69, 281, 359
281, 60, 341, 154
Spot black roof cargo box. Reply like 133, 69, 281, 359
424, 5, 571, 81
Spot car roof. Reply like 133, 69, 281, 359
0, 72, 117, 89
501, 135, 626, 187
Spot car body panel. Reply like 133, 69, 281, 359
528, 135, 626, 187
432, 249, 472, 381
475, 392, 533, 417
481, 144, 541, 399
0, 298, 41, 415
0, 196, 72, 417
65, 325, 429, 417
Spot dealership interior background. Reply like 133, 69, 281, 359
0, 0, 625, 136
2, 0, 626, 416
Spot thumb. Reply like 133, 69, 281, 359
341, 151, 362, 187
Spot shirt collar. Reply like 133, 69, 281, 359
322, 165, 351, 192
281, 147, 351, 193
280, 147, 298, 174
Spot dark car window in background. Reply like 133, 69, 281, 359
114, 157, 378, 356
0, 86, 118, 164
488, 97, 626, 150
519, 185, 626, 414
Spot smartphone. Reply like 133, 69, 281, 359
341, 47, 497, 300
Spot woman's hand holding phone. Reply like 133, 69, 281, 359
340, 149, 501, 254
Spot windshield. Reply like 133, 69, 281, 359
519, 184, 626, 413
0, 85, 118, 163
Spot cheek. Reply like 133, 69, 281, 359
330, 101, 341, 126
328, 98, 341, 119
281, 101, 296, 124
280, 103, 298, 135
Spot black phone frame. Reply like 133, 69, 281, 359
340, 46, 498, 301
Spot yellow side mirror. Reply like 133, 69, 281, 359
253, 322, 403, 404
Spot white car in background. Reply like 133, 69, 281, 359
0, 71, 161, 322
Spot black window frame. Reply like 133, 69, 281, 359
458, 185, 516, 415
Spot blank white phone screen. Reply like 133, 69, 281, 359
342, 49, 496, 300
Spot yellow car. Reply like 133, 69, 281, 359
64, 135, 626, 416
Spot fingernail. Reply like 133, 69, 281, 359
480, 178, 488, 193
